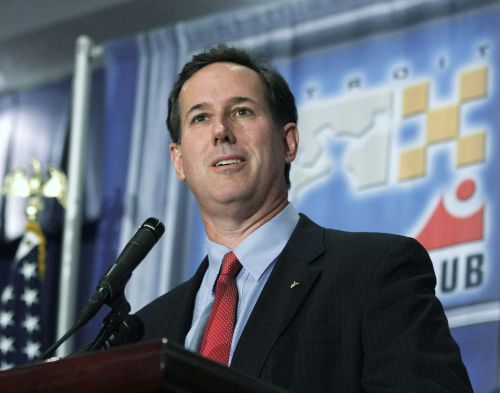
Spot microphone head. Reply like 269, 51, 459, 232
142, 217, 165, 240
104, 314, 145, 349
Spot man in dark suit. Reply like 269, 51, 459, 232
137, 44, 472, 392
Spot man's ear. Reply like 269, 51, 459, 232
169, 143, 186, 180
282, 123, 299, 164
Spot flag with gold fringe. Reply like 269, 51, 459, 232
0, 221, 46, 370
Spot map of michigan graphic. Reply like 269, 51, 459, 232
290, 89, 393, 201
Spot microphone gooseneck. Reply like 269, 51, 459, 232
76, 217, 165, 327
39, 217, 164, 361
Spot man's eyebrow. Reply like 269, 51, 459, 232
185, 102, 209, 119
229, 96, 258, 105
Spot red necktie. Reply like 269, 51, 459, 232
199, 251, 242, 365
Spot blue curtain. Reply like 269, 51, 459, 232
0, 80, 70, 241
0, 70, 105, 358
0, 78, 71, 365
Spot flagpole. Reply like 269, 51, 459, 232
56, 36, 102, 357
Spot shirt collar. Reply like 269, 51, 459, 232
206, 203, 300, 281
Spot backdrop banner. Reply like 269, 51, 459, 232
279, 6, 499, 391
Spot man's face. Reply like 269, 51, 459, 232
170, 62, 298, 218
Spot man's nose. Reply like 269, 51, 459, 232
213, 116, 236, 144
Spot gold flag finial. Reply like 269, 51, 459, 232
2, 159, 67, 221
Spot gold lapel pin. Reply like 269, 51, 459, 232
290, 281, 300, 289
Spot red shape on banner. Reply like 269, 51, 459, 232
416, 180, 484, 251
456, 179, 475, 200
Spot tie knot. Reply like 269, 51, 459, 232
220, 251, 241, 277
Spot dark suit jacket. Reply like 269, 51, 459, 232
136, 214, 472, 392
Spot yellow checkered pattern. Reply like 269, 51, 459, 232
399, 66, 487, 181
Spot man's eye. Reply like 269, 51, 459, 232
193, 114, 208, 123
235, 107, 252, 116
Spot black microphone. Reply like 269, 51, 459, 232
76, 217, 165, 327
39, 218, 164, 361
100, 314, 145, 350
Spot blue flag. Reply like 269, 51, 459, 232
0, 221, 45, 370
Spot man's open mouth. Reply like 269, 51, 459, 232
215, 159, 242, 167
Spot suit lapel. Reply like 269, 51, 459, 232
231, 215, 325, 375
163, 257, 209, 343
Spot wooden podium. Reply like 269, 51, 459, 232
0, 339, 287, 393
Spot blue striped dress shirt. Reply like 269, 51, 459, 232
184, 203, 300, 364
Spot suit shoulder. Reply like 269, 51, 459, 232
324, 226, 423, 251
296, 214, 427, 263
319, 226, 430, 273
135, 279, 190, 319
